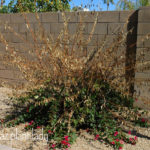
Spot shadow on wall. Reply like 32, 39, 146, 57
125, 10, 138, 97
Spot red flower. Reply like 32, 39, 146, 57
67, 143, 70, 147
37, 126, 40, 129
134, 136, 138, 140
128, 130, 131, 135
96, 134, 99, 137
141, 118, 146, 122
29, 122, 32, 125
48, 130, 53, 134
86, 129, 89, 132
114, 131, 118, 136
116, 139, 119, 142
111, 141, 115, 145
28, 120, 34, 126
51, 144, 56, 148
119, 147, 123, 150
64, 135, 69, 142
135, 98, 138, 101
65, 138, 69, 141
26, 108, 29, 112
94, 134, 99, 140
120, 140, 124, 144
64, 136, 69, 138
25, 124, 28, 128
129, 138, 133, 141
61, 140, 68, 145
48, 130, 51, 133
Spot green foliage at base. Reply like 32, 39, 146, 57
3, 79, 150, 150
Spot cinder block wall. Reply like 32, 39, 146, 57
134, 7, 150, 109
0, 11, 134, 82
0, 7, 149, 107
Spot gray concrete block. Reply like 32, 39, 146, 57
108, 23, 126, 35
138, 23, 150, 35
137, 36, 144, 48
87, 45, 98, 55
34, 23, 50, 35
15, 42, 35, 53
0, 61, 6, 70
88, 23, 107, 34
34, 23, 41, 33
27, 31, 49, 44
0, 14, 11, 23
25, 13, 42, 23
97, 34, 106, 47
137, 35, 150, 48
42, 23, 51, 33
98, 35, 120, 48
144, 38, 150, 48
136, 48, 150, 62
0, 78, 26, 87
12, 33, 26, 43
50, 23, 64, 34
133, 84, 150, 110
67, 44, 87, 57
0, 23, 18, 33
81, 34, 98, 46
135, 72, 150, 80
68, 23, 88, 34
119, 11, 135, 23
46, 33, 60, 43
68, 23, 78, 34
41, 12, 58, 22
59, 12, 78, 22
0, 43, 6, 52
98, 11, 119, 23
19, 23, 34, 33
2, 33, 12, 42
7, 23, 19, 33
10, 14, 25, 23
139, 6, 150, 22
0, 69, 23, 80
0, 24, 8, 33
0, 61, 19, 71
78, 11, 98, 23
26, 32, 35, 42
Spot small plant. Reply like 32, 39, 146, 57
134, 117, 150, 127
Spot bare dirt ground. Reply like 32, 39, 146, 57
0, 87, 150, 150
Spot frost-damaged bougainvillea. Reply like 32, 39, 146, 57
0, 7, 150, 150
